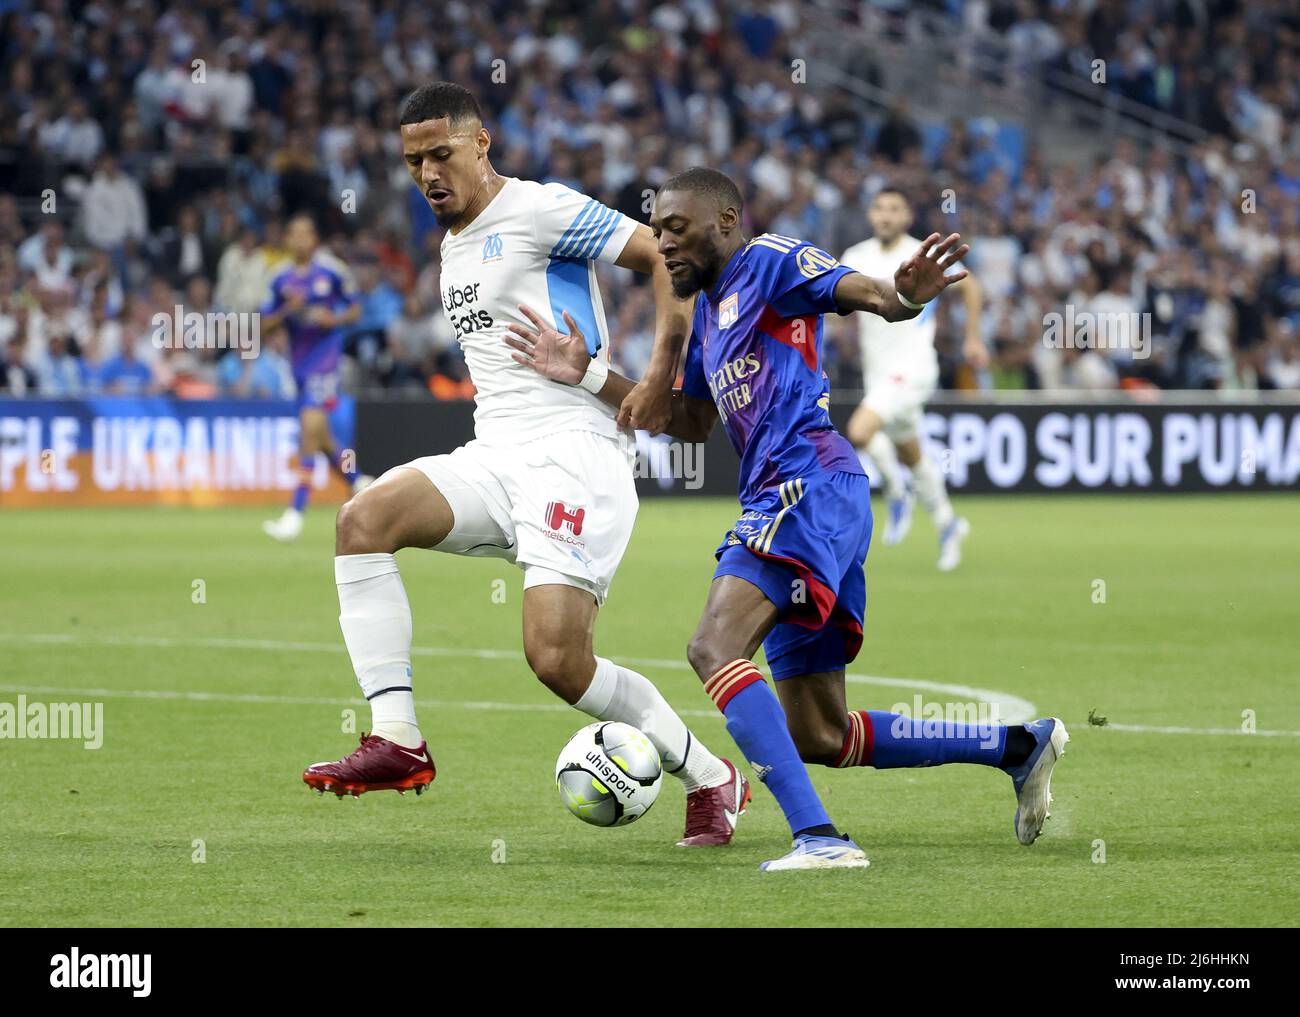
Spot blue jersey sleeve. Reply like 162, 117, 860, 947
328, 267, 356, 311
260, 273, 285, 317
680, 330, 711, 402
752, 239, 858, 318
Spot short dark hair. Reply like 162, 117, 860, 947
399, 82, 482, 128
286, 211, 318, 232
660, 166, 744, 216
872, 186, 911, 206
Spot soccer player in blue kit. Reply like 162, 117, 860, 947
506, 168, 1068, 871
262, 213, 371, 542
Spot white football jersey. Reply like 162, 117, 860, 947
438, 177, 639, 443
840, 235, 939, 382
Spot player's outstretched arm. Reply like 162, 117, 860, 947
613, 225, 695, 434
505, 304, 717, 442
834, 231, 970, 322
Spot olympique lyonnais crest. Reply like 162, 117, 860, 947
719, 292, 739, 329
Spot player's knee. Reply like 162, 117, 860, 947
790, 721, 846, 766
335, 490, 396, 555
686, 631, 727, 682
851, 416, 881, 450
525, 640, 593, 705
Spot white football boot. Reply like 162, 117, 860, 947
937, 517, 970, 571
262, 507, 304, 543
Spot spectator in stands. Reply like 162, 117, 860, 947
0, 0, 1294, 400
17, 219, 75, 292
214, 226, 271, 314
347, 257, 403, 378
81, 153, 149, 259
42, 97, 105, 171
1, 336, 38, 395
36, 333, 88, 396
95, 332, 154, 395
217, 330, 295, 399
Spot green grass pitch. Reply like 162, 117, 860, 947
1, 495, 1297, 927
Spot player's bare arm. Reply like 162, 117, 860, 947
307, 301, 361, 329
505, 303, 717, 442
258, 289, 304, 334
613, 224, 695, 435
834, 231, 970, 321
951, 272, 989, 370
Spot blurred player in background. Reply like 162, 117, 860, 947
841, 189, 987, 571
261, 213, 371, 542
508, 168, 1068, 869
303, 84, 750, 849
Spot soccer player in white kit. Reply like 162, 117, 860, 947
302, 83, 750, 847
841, 188, 988, 571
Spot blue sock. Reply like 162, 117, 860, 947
706, 659, 832, 836
855, 709, 1008, 768
330, 448, 357, 484
291, 457, 312, 512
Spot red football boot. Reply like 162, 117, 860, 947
303, 734, 436, 798
677, 758, 751, 846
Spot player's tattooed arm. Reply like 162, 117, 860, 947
833, 232, 970, 322
613, 225, 694, 435
505, 304, 717, 442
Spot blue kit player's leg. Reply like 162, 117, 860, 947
265, 372, 371, 542
689, 476, 871, 871
758, 473, 1069, 846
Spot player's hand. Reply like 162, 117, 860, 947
306, 307, 334, 327
504, 304, 590, 386
617, 380, 672, 434
895, 232, 970, 307
284, 290, 307, 312
963, 337, 990, 370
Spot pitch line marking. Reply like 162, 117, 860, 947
3, 631, 1033, 721
2, 632, 1297, 736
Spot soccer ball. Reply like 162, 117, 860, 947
555, 722, 663, 827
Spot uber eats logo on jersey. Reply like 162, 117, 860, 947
442, 281, 493, 338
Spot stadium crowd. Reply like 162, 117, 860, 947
1, 0, 1298, 400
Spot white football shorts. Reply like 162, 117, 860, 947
861, 369, 938, 443
397, 429, 638, 605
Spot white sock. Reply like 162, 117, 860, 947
866, 431, 905, 499
335, 553, 423, 749
575, 657, 729, 792
911, 452, 955, 532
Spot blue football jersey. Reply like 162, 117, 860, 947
681, 234, 864, 506
261, 261, 355, 381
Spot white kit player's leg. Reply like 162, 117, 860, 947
507, 431, 746, 845
851, 396, 915, 547
865, 431, 904, 500
908, 448, 969, 571
867, 431, 914, 547
574, 656, 729, 792
335, 552, 422, 749
910, 451, 954, 532
303, 467, 463, 797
